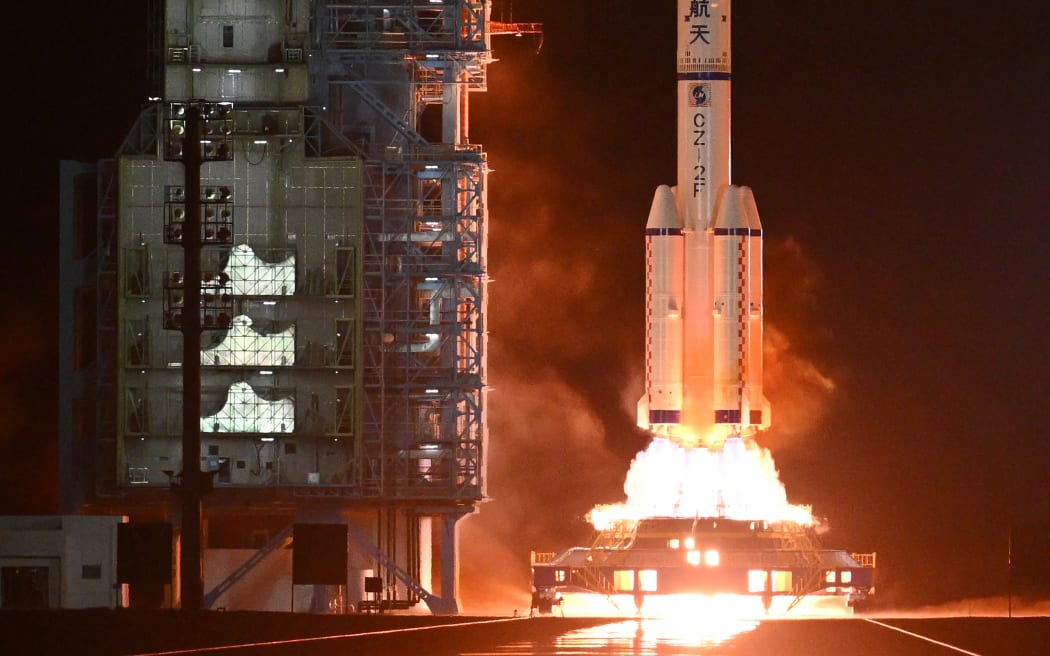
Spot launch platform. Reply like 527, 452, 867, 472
531, 517, 875, 616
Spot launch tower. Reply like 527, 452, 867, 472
59, 0, 503, 614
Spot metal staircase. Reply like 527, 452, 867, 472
346, 522, 455, 614
204, 524, 294, 609
341, 79, 429, 147
592, 520, 638, 550
783, 529, 828, 613
573, 520, 639, 612
574, 564, 617, 597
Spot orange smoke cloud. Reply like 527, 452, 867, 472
460, 36, 843, 612
459, 368, 624, 613
459, 67, 661, 602
760, 236, 838, 449
460, 76, 650, 609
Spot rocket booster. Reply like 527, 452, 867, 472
640, 0, 769, 444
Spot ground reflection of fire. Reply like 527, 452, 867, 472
554, 590, 852, 621
590, 436, 814, 530
554, 614, 759, 652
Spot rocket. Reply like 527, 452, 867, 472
639, 0, 769, 446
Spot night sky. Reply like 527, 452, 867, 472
5, 1, 1048, 612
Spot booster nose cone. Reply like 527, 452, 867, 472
646, 185, 682, 232
712, 185, 762, 232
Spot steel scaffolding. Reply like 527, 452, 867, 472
60, 0, 505, 614
316, 1, 490, 503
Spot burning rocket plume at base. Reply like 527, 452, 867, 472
595, 240, 840, 533
590, 437, 813, 530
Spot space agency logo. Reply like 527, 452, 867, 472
689, 83, 710, 107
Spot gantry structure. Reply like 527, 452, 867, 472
58, 0, 524, 614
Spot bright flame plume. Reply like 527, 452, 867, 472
591, 436, 813, 529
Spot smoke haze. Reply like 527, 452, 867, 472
459, 32, 843, 612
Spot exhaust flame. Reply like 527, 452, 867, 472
590, 436, 813, 530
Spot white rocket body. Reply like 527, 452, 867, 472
640, 0, 769, 444
644, 185, 684, 424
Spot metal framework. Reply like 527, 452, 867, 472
317, 1, 491, 503
60, 0, 507, 615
